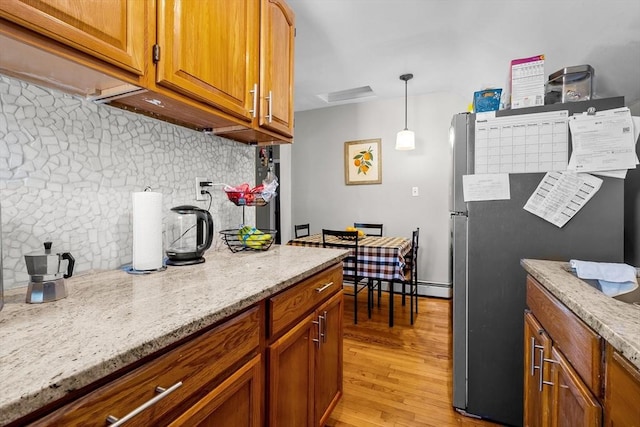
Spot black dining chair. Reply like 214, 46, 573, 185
353, 222, 384, 306
294, 223, 310, 238
401, 227, 420, 325
353, 222, 383, 237
322, 229, 372, 324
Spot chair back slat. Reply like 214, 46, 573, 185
322, 229, 359, 278
406, 228, 419, 282
353, 222, 383, 237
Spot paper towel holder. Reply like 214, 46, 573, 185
132, 189, 164, 271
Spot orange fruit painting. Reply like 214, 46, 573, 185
353, 146, 374, 175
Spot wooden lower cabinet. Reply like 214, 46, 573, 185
523, 275, 640, 427
18, 263, 344, 427
604, 346, 640, 427
28, 306, 262, 427
268, 311, 316, 426
524, 312, 551, 427
169, 354, 262, 426
524, 311, 601, 427
268, 290, 344, 427
550, 347, 602, 427
314, 292, 344, 426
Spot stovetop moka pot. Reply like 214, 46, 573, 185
24, 242, 75, 303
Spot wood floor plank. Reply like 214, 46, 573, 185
325, 294, 502, 427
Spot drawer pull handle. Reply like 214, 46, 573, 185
105, 381, 183, 426
315, 281, 334, 293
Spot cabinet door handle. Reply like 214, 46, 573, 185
530, 337, 536, 376
315, 281, 334, 293
539, 352, 559, 390
321, 310, 328, 343
265, 90, 273, 123
538, 349, 546, 392
249, 83, 258, 118
531, 341, 544, 388
105, 381, 182, 426
312, 318, 322, 347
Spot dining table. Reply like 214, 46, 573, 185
287, 233, 412, 326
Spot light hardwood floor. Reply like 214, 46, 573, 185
326, 293, 503, 427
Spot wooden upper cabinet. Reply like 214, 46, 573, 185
260, 0, 295, 137
0, 0, 146, 75
156, 0, 260, 122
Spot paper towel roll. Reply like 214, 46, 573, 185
132, 191, 163, 270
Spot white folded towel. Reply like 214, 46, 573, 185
569, 260, 638, 297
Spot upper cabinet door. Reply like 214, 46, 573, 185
156, 0, 259, 122
260, 0, 295, 137
0, 0, 146, 75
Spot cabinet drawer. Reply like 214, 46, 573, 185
526, 276, 602, 395
31, 306, 261, 426
269, 263, 342, 337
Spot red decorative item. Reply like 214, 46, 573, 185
224, 183, 268, 207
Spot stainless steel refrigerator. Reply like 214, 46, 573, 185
450, 97, 625, 426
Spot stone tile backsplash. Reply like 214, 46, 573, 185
0, 74, 255, 289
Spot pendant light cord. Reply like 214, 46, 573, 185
404, 79, 408, 130
399, 73, 413, 131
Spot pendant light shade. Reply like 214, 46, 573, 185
396, 129, 415, 150
395, 73, 415, 151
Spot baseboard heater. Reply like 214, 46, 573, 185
379, 281, 452, 299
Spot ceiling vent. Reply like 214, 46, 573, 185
318, 85, 376, 103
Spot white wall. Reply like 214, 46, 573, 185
290, 92, 468, 287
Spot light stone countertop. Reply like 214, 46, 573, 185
0, 245, 347, 426
521, 259, 640, 370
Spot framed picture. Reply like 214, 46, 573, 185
344, 138, 382, 185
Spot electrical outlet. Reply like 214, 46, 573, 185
195, 177, 211, 201
412, 186, 419, 197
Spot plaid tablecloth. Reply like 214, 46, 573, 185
287, 234, 411, 281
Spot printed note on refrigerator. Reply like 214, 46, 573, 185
569, 114, 640, 179
568, 107, 637, 173
475, 110, 569, 174
524, 171, 602, 228
462, 173, 511, 201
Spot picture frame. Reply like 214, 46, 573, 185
344, 138, 382, 185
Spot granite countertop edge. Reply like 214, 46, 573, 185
0, 245, 348, 426
521, 258, 640, 370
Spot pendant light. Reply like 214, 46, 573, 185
396, 73, 415, 151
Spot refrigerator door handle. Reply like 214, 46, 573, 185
450, 211, 468, 217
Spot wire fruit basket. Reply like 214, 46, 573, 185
219, 227, 277, 252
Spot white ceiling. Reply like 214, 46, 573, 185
288, 0, 640, 112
